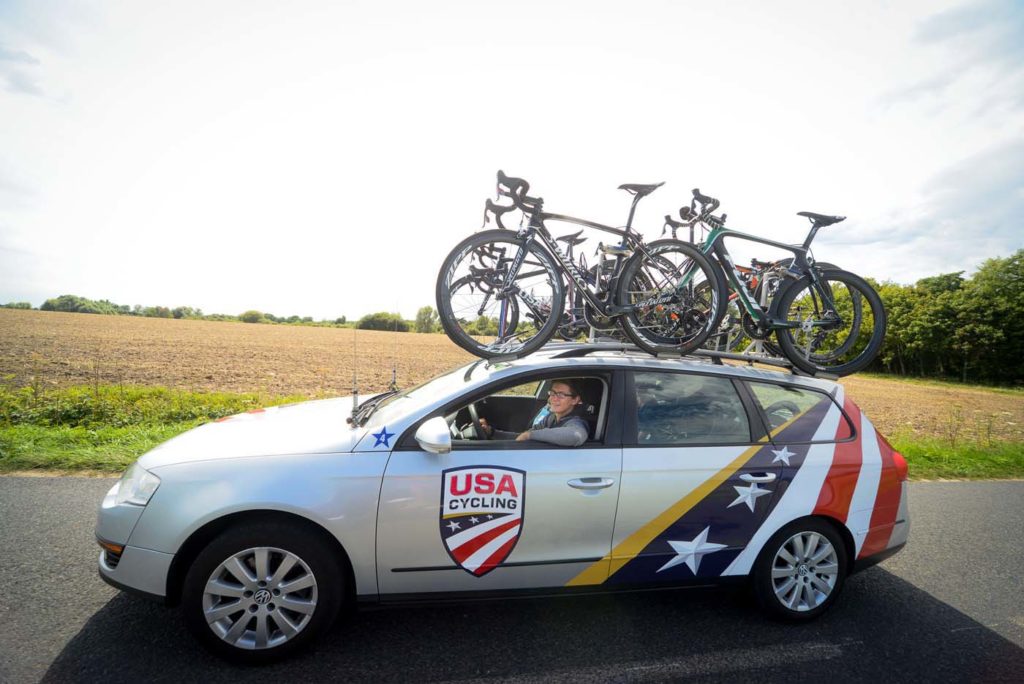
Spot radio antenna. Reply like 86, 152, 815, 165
389, 302, 399, 392
350, 323, 359, 424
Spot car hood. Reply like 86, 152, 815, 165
138, 397, 364, 470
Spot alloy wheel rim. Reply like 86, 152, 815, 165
202, 546, 318, 650
770, 531, 838, 612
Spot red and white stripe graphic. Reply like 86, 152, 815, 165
722, 385, 847, 576
445, 514, 523, 576
725, 383, 908, 575
858, 428, 905, 558
812, 395, 864, 522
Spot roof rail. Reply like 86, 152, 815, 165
466, 341, 839, 381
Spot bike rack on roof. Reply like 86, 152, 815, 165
470, 340, 838, 381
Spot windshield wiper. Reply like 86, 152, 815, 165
349, 389, 401, 426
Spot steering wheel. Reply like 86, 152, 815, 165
466, 402, 490, 440
763, 400, 801, 429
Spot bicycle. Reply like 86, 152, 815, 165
664, 189, 884, 376
436, 171, 726, 359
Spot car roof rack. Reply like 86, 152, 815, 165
476, 340, 838, 381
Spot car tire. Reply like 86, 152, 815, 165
181, 520, 344, 664
753, 518, 847, 621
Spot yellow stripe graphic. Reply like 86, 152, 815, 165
566, 405, 815, 587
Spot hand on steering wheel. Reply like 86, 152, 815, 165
467, 403, 491, 440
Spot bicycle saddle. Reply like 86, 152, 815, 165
556, 230, 587, 247
797, 212, 846, 227
618, 182, 665, 198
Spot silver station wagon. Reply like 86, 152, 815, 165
96, 344, 910, 663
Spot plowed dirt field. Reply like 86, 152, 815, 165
2, 309, 1021, 442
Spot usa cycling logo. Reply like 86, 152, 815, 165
440, 466, 526, 577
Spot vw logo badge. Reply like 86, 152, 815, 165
253, 589, 272, 605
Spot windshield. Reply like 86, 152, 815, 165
362, 362, 479, 428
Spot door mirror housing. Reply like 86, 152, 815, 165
415, 417, 451, 454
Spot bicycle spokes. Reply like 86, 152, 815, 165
437, 231, 565, 358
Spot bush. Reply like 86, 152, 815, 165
1, 302, 32, 309
239, 310, 266, 323
357, 312, 409, 332
41, 295, 120, 315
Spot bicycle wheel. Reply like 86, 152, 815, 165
436, 229, 565, 359
773, 268, 885, 376
615, 239, 727, 355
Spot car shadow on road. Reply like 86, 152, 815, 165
43, 567, 1024, 683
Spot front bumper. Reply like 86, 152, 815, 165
98, 546, 174, 601
96, 481, 173, 601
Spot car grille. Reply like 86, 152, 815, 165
104, 548, 122, 569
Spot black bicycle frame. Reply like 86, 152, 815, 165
500, 210, 649, 320
700, 225, 835, 329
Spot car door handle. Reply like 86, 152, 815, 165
567, 478, 615, 490
740, 472, 777, 483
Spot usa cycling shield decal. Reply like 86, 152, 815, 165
440, 466, 526, 577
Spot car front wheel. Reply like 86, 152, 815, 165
182, 521, 344, 663
753, 518, 847, 621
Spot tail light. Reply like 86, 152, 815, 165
892, 451, 909, 482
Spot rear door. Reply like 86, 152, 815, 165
600, 370, 781, 586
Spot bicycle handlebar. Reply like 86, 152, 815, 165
691, 188, 720, 215
484, 199, 517, 230
496, 169, 542, 213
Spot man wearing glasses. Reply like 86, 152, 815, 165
480, 379, 590, 446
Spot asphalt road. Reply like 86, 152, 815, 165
0, 478, 1022, 683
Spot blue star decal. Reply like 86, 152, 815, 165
371, 426, 394, 448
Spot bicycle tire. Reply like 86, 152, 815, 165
615, 239, 727, 356
767, 261, 859, 361
436, 229, 565, 359
773, 268, 885, 376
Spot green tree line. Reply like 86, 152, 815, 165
872, 250, 1022, 384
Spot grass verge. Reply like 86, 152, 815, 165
891, 437, 1024, 480
0, 384, 307, 474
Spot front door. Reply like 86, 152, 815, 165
376, 375, 622, 597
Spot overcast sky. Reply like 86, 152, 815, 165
1, 0, 1021, 320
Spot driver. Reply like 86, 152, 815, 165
480, 379, 589, 446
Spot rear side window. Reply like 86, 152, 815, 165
634, 372, 750, 445
747, 381, 852, 440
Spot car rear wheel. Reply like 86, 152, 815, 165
182, 521, 344, 663
753, 518, 847, 621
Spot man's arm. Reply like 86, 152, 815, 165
479, 417, 518, 440
526, 417, 589, 447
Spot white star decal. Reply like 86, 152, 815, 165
657, 527, 728, 574
772, 446, 795, 466
446, 520, 461, 532
728, 482, 773, 512
486, 514, 493, 519
470, 517, 479, 524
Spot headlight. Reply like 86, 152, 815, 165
115, 462, 161, 506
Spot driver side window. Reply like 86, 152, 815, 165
444, 376, 606, 446
445, 380, 548, 443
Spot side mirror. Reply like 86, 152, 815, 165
414, 417, 451, 454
